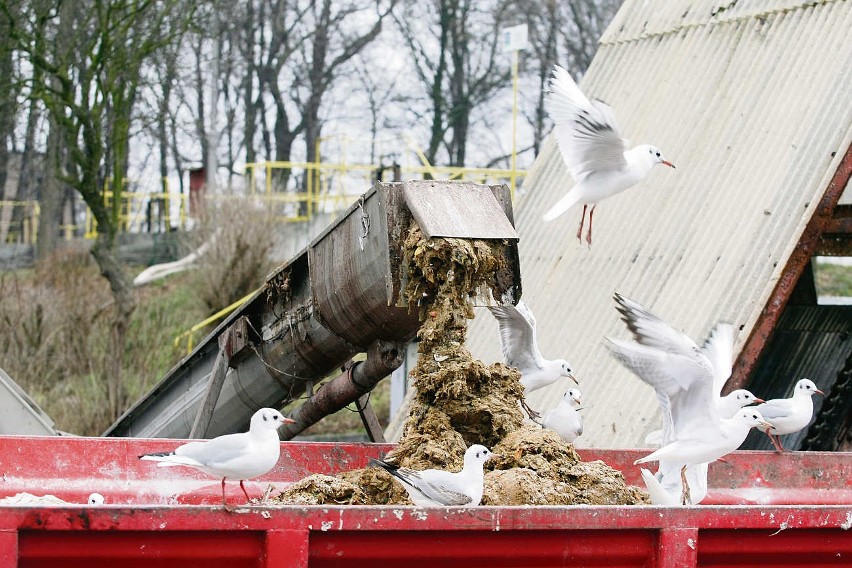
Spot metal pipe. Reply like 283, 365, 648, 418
279, 339, 406, 440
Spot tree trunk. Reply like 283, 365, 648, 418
89, 234, 136, 421
7, 98, 39, 243
0, 9, 15, 207
242, 0, 256, 166
36, 108, 63, 259
157, 53, 176, 230
425, 0, 453, 167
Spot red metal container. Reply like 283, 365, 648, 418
0, 436, 849, 567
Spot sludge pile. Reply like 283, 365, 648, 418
274, 221, 647, 506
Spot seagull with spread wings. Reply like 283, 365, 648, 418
543, 65, 675, 244
489, 300, 577, 419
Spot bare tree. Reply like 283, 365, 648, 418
396, 0, 511, 168
2, 0, 196, 421
297, 0, 395, 186
521, 0, 622, 156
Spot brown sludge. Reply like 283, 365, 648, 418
273, 220, 648, 506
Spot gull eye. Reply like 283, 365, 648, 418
656, 152, 661, 157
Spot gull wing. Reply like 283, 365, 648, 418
394, 468, 473, 506
701, 322, 734, 397
754, 398, 794, 422
175, 432, 249, 468
545, 65, 627, 181
607, 294, 719, 440
488, 301, 544, 372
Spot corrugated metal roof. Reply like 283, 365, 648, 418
466, 0, 852, 448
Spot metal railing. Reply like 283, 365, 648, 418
2, 159, 527, 247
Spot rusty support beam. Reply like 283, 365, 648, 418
356, 394, 387, 443
188, 318, 249, 439
279, 340, 406, 440
727, 143, 852, 392
815, 208, 852, 256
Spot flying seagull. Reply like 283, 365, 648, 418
489, 300, 577, 419
605, 293, 771, 504
543, 65, 675, 244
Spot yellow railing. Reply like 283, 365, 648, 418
0, 201, 39, 244
173, 290, 257, 354
3, 159, 527, 246
84, 178, 190, 239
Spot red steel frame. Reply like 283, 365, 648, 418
0, 436, 848, 567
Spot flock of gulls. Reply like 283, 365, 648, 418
138, 65, 823, 509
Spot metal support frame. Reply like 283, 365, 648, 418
728, 143, 852, 392
189, 318, 250, 439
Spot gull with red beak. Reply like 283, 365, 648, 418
140, 407, 295, 509
370, 445, 498, 507
753, 378, 824, 452
541, 388, 584, 444
488, 300, 577, 420
543, 65, 675, 245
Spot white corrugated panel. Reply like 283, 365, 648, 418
467, 0, 852, 448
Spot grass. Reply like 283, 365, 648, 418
0, 250, 208, 435
814, 260, 852, 298
0, 246, 390, 439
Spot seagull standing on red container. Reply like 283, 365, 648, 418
140, 407, 295, 510
543, 65, 675, 245
753, 378, 824, 452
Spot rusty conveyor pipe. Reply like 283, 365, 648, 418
104, 181, 520, 440
279, 339, 406, 440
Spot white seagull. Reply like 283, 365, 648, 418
370, 444, 497, 507
488, 300, 577, 419
541, 388, 584, 443
605, 293, 772, 504
644, 322, 763, 447
139, 407, 295, 509
542, 64, 675, 244
753, 378, 824, 452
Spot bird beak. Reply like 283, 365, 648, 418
572, 395, 582, 405
759, 420, 774, 431
662, 160, 676, 169
282, 417, 297, 425
567, 372, 579, 385
815, 389, 825, 395
752, 398, 765, 405
489, 453, 503, 460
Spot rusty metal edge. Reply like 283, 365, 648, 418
727, 142, 852, 392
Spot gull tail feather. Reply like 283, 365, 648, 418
639, 468, 677, 506
543, 190, 583, 222
139, 453, 204, 468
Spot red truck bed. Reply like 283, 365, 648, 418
0, 436, 849, 567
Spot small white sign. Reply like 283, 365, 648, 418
501, 24, 528, 53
